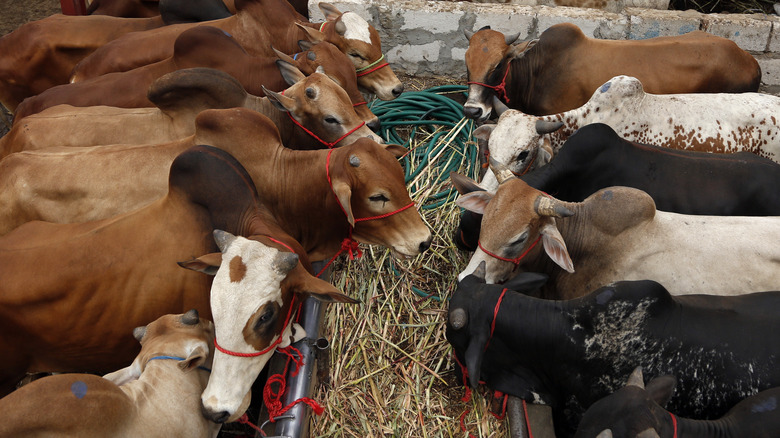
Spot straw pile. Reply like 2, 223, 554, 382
310, 79, 509, 437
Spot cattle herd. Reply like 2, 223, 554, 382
0, 0, 778, 437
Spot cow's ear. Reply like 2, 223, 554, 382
538, 139, 554, 167
179, 345, 208, 372
296, 22, 325, 43
507, 38, 537, 59
540, 221, 574, 273
263, 86, 295, 113
276, 59, 306, 86
383, 144, 408, 158
473, 124, 495, 142
456, 191, 493, 214
177, 253, 223, 275
450, 172, 484, 195
286, 269, 359, 304
331, 180, 355, 227
645, 375, 677, 408
319, 2, 342, 21
503, 272, 548, 294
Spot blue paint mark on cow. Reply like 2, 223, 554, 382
71, 381, 88, 399
222, 30, 232, 38
752, 396, 777, 413
602, 190, 613, 201
596, 289, 615, 305
600, 82, 611, 93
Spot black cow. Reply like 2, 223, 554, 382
446, 264, 780, 437
576, 367, 780, 438
452, 122, 780, 251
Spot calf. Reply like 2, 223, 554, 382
0, 108, 431, 261
0, 13, 166, 110
447, 267, 780, 437
463, 24, 760, 121
575, 367, 780, 438
70, 1, 403, 100
0, 311, 225, 438
2, 65, 379, 156
451, 123, 780, 251
455, 165, 780, 297
0, 145, 350, 396
477, 75, 780, 191
13, 26, 378, 128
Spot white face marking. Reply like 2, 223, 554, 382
201, 236, 291, 417
341, 12, 372, 44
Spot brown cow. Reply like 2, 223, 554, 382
463, 23, 762, 121
1, 65, 380, 156
0, 13, 166, 110
0, 310, 231, 437
0, 144, 356, 397
13, 26, 378, 129
71, 1, 403, 100
0, 108, 432, 261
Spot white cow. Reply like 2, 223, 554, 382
183, 230, 356, 423
478, 75, 780, 191
456, 166, 780, 298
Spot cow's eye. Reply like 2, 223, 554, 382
255, 307, 276, 330
517, 151, 529, 162
324, 116, 340, 125
369, 194, 389, 203
349, 52, 365, 61
511, 232, 528, 247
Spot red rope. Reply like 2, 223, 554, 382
478, 235, 541, 267
280, 89, 366, 149
213, 296, 298, 358
237, 413, 264, 434
264, 236, 296, 254
670, 412, 678, 438
263, 345, 325, 422
467, 62, 511, 104
483, 288, 508, 352
356, 61, 389, 77
489, 391, 508, 420
353, 101, 367, 107
523, 399, 535, 438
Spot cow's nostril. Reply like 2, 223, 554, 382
392, 84, 404, 97
463, 106, 482, 120
201, 404, 231, 424
367, 119, 381, 131
419, 237, 432, 253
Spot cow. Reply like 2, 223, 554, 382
446, 265, 780, 437
0, 13, 167, 110
477, 76, 780, 191
575, 367, 780, 438
0, 108, 431, 260
70, 1, 403, 100
88, 0, 232, 21
1, 65, 380, 157
454, 163, 780, 297
451, 123, 780, 252
0, 310, 228, 438
13, 26, 378, 129
88, 0, 160, 17
0, 145, 356, 397
463, 23, 761, 121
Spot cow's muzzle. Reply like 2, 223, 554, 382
201, 403, 231, 424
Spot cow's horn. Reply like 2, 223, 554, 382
335, 19, 347, 35
491, 95, 510, 117
133, 326, 147, 342
213, 229, 237, 253
473, 260, 487, 280
181, 309, 199, 326
274, 252, 299, 275
488, 156, 516, 184
596, 430, 614, 438
626, 366, 645, 389
535, 120, 564, 135
534, 195, 573, 218
464, 29, 475, 41
449, 308, 467, 330
349, 155, 361, 167
505, 31, 521, 45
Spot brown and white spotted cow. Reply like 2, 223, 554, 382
455, 161, 780, 298
476, 75, 780, 191
463, 23, 761, 121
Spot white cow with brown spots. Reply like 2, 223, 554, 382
456, 162, 780, 298
0, 310, 228, 438
478, 75, 780, 191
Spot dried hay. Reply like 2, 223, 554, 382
310, 77, 508, 437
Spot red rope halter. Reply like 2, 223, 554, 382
316, 149, 415, 277
670, 412, 678, 438
467, 62, 511, 104
478, 235, 541, 267
280, 90, 366, 149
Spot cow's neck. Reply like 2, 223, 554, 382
508, 52, 537, 115
229, 0, 304, 55
540, 105, 589, 153
251, 148, 352, 262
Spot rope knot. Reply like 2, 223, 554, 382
341, 238, 363, 260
